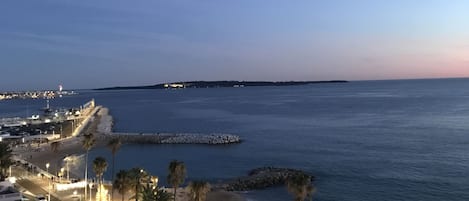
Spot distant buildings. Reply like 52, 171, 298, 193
0, 90, 75, 101
164, 83, 186, 88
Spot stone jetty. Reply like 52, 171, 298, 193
218, 167, 314, 191
94, 107, 241, 145
103, 133, 241, 145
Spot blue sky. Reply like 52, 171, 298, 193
1, 0, 468, 90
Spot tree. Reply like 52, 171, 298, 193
187, 181, 211, 201
93, 157, 108, 201
128, 168, 149, 201
82, 133, 96, 200
107, 138, 121, 198
92, 157, 108, 185
286, 173, 315, 201
167, 160, 186, 201
114, 170, 132, 201
0, 143, 12, 180
141, 183, 173, 201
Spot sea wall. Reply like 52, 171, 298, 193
71, 105, 101, 136
102, 133, 241, 145
218, 167, 314, 191
96, 107, 113, 134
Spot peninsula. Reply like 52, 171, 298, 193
95, 80, 348, 90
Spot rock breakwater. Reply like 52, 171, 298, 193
104, 133, 241, 145
219, 167, 314, 191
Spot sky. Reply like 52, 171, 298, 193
1, 0, 469, 90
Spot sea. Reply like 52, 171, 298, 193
1, 78, 469, 201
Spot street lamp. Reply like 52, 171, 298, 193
46, 163, 50, 201
151, 176, 158, 189
64, 156, 74, 181
73, 190, 81, 201
89, 182, 93, 201
60, 168, 65, 182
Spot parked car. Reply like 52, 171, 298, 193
35, 194, 46, 201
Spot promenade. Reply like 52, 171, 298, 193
12, 105, 245, 201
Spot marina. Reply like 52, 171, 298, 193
0, 86, 76, 101
0, 100, 96, 143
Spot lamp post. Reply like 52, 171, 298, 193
46, 163, 50, 201
89, 182, 93, 201
60, 168, 65, 183
151, 176, 158, 189
66, 160, 70, 181
64, 156, 73, 181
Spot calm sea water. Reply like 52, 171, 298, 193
2, 79, 469, 201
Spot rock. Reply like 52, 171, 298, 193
103, 133, 241, 145
214, 167, 314, 191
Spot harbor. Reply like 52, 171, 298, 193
0, 85, 76, 101
0, 100, 97, 144
7, 100, 244, 201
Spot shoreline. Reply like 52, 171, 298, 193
16, 106, 242, 175
15, 106, 247, 201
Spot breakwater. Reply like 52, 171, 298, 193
218, 167, 314, 191
102, 133, 241, 145
93, 107, 241, 145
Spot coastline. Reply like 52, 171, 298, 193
15, 106, 247, 201
15, 107, 107, 177
95, 80, 348, 90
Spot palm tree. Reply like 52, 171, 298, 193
127, 167, 149, 201
0, 143, 12, 180
167, 160, 186, 201
107, 138, 121, 198
114, 170, 132, 201
92, 157, 108, 185
82, 133, 96, 200
187, 181, 211, 201
141, 183, 173, 201
286, 173, 315, 201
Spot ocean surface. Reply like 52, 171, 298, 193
2, 79, 469, 201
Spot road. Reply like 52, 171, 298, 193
16, 179, 60, 201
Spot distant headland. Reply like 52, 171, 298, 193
95, 80, 348, 90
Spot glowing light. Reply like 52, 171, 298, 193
7, 177, 16, 184
55, 181, 87, 191
96, 184, 108, 201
